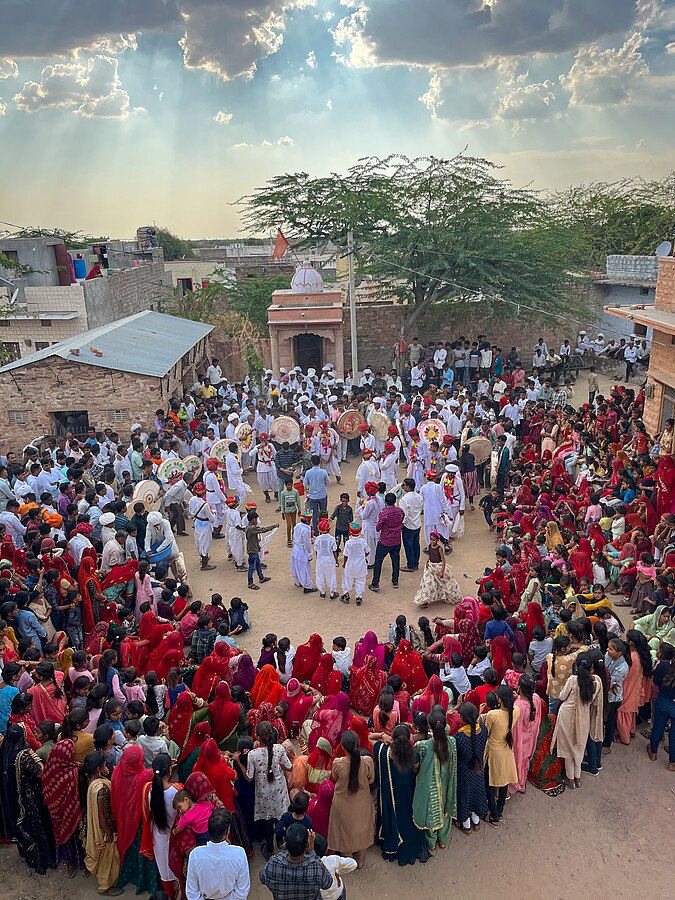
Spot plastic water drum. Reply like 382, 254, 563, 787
294, 480, 305, 496
74, 258, 87, 279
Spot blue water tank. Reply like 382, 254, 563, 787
74, 258, 87, 279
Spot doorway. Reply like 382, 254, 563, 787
294, 333, 322, 372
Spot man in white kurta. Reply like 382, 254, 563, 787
252, 435, 277, 502
205, 459, 228, 531
358, 487, 380, 566
314, 520, 338, 599
341, 523, 369, 605
406, 432, 429, 490
225, 446, 248, 511
188, 484, 217, 570
442, 463, 466, 531
356, 451, 380, 499
419, 472, 452, 547
225, 499, 246, 568
290, 513, 316, 592
379, 443, 399, 491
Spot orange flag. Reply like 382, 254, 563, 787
273, 228, 289, 259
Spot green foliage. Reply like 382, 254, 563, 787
552, 175, 675, 270
155, 227, 194, 261
0, 252, 33, 276
226, 275, 290, 334
241, 153, 584, 335
12, 227, 93, 250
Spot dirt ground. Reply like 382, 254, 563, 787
3, 371, 672, 900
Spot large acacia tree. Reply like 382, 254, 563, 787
240, 153, 584, 337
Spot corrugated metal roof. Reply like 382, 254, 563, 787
0, 310, 213, 377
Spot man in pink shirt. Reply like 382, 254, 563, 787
369, 493, 405, 592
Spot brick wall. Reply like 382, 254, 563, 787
655, 257, 675, 313
84, 262, 172, 328
606, 255, 659, 282
643, 258, 675, 432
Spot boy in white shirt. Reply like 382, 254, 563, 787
331, 636, 353, 681
340, 522, 369, 606
315, 833, 357, 900
315, 518, 339, 600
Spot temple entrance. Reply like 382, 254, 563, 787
294, 333, 322, 372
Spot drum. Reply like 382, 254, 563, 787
156, 457, 186, 483
211, 438, 238, 467
182, 455, 203, 479
132, 479, 162, 512
418, 418, 447, 444
467, 436, 492, 467
270, 415, 301, 445
336, 409, 366, 439
369, 410, 391, 443
235, 422, 254, 451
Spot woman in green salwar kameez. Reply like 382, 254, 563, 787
634, 606, 675, 662
412, 710, 457, 850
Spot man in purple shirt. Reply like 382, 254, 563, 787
369, 492, 404, 592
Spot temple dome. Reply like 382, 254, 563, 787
291, 260, 324, 294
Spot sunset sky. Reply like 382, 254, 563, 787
2, 0, 674, 238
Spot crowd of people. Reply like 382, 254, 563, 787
0, 327, 674, 900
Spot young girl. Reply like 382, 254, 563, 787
371, 689, 400, 738
172, 789, 212, 846
145, 670, 168, 721
122, 667, 147, 705
413, 531, 463, 609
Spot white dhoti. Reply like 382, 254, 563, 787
257, 467, 277, 492
193, 519, 212, 557
407, 461, 425, 489
290, 551, 313, 588
207, 497, 225, 528
315, 558, 338, 594
342, 560, 367, 596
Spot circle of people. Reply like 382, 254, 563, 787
0, 328, 674, 900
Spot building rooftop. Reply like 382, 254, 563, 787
0, 310, 213, 377
604, 304, 675, 336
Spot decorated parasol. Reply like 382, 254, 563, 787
182, 455, 203, 479
211, 438, 238, 467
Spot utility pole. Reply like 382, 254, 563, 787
347, 230, 358, 378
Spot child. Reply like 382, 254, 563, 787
245, 510, 276, 590
145, 670, 168, 720
387, 673, 411, 724
229, 597, 250, 635
330, 493, 354, 556
528, 625, 553, 674
122, 667, 147, 706
64, 588, 84, 650
215, 621, 239, 649
179, 600, 202, 642
467, 646, 490, 686
123, 718, 142, 744
70, 674, 93, 709
372, 689, 399, 738
503, 652, 527, 691
611, 506, 627, 542
331, 636, 352, 686
274, 790, 312, 847
440, 652, 471, 698
280, 479, 302, 548
125, 525, 139, 561
313, 832, 357, 899
340, 522, 369, 606
67, 649, 94, 690
172, 789, 212, 846
603, 638, 630, 753
555, 608, 573, 638
599, 506, 614, 542
315, 519, 338, 600
204, 593, 229, 630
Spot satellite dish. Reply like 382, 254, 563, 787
655, 241, 672, 257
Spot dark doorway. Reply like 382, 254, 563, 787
51, 410, 89, 439
294, 333, 322, 371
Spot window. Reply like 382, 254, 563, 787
41, 319, 52, 327
662, 387, 675, 431
0, 320, 10, 327
8, 410, 28, 425
35, 341, 50, 350
201, 279, 210, 289
640, 286, 650, 296
177, 277, 193, 295
1, 342, 20, 362
105, 408, 130, 424
1, 250, 19, 265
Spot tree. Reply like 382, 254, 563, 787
226, 275, 291, 333
11, 227, 94, 250
241, 153, 586, 338
553, 175, 675, 270
155, 227, 194, 261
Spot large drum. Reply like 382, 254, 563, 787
418, 418, 447, 444
132, 479, 162, 512
156, 457, 186, 483
235, 422, 254, 451
270, 415, 301, 445
369, 410, 391, 443
211, 438, 238, 467
466, 436, 492, 467
336, 409, 366, 439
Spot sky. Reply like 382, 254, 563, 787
1, 0, 674, 238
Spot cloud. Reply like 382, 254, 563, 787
560, 32, 649, 106
0, 100, 6, 116
572, 135, 612, 145
419, 73, 444, 119
0, 57, 18, 79
326, 97, 333, 109
306, 50, 317, 69
333, 0, 639, 69
13, 54, 137, 118
496, 80, 558, 120
213, 110, 233, 125
233, 135, 295, 150
91, 33, 139, 54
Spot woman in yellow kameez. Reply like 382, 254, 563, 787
81, 750, 122, 896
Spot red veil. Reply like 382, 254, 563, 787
389, 639, 428, 696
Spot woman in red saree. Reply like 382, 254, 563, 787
307, 779, 334, 838
349, 655, 387, 716
208, 682, 242, 747
42, 738, 83, 873
131, 611, 172, 674
110, 744, 153, 866
279, 678, 314, 732
77, 550, 102, 633
192, 738, 237, 811
309, 654, 342, 697
490, 634, 513, 683
305, 737, 334, 792
455, 611, 481, 667
168, 772, 220, 889
177, 722, 211, 781
525, 601, 546, 643
353, 630, 386, 669
306, 692, 351, 753
390, 639, 428, 696
588, 523, 607, 552
569, 549, 593, 583
250, 664, 283, 708
410, 673, 448, 717
168, 691, 197, 751
147, 630, 185, 683
27, 661, 67, 725
248, 701, 288, 743
656, 454, 675, 516
191, 643, 234, 701
292, 633, 324, 682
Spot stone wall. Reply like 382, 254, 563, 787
606, 255, 659, 282
83, 262, 171, 328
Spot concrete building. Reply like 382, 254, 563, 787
594, 255, 657, 341
268, 262, 344, 373
0, 237, 172, 362
606, 256, 675, 435
164, 260, 236, 295
0, 310, 212, 450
